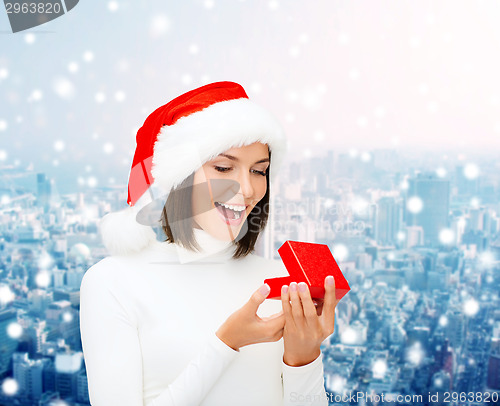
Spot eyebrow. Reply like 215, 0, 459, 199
217, 153, 270, 164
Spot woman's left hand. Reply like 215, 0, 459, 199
281, 275, 339, 367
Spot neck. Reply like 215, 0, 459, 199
173, 227, 236, 264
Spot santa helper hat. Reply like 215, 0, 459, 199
99, 81, 288, 256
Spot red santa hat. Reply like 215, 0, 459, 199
99, 81, 288, 256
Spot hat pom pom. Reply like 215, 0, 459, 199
98, 206, 157, 256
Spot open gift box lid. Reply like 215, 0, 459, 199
264, 240, 350, 301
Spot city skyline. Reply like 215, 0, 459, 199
1, 145, 499, 404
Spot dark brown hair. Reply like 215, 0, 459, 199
159, 150, 271, 260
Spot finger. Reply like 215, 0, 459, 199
280, 285, 295, 329
289, 282, 305, 328
261, 309, 284, 321
321, 275, 337, 330
247, 283, 270, 313
297, 282, 320, 327
264, 312, 285, 334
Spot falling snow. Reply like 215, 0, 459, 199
463, 163, 480, 180
2, 378, 18, 396
333, 244, 348, 261
407, 342, 424, 365
53, 77, 76, 100
463, 298, 479, 316
439, 228, 454, 244
7, 322, 23, 339
35, 271, 51, 288
150, 14, 170, 38
372, 359, 388, 379
407, 196, 424, 214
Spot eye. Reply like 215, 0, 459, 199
252, 169, 267, 176
214, 166, 231, 173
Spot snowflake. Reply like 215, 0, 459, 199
0, 68, 9, 80
87, 177, 98, 188
436, 167, 447, 177
150, 15, 170, 38
24, 33, 35, 44
470, 197, 480, 208
115, 91, 126, 102
7, 322, 23, 339
103, 143, 114, 154
35, 271, 51, 288
68, 62, 79, 73
1, 378, 18, 395
439, 228, 454, 245
28, 89, 43, 102
333, 244, 348, 261
108, 1, 119, 12
340, 327, 357, 344
407, 196, 423, 214
95, 92, 106, 103
54, 140, 65, 152
38, 252, 53, 269
463, 298, 479, 317
372, 359, 387, 379
83, 51, 94, 62
0, 285, 15, 304
188, 44, 199, 55
330, 375, 346, 393
407, 342, 424, 365
463, 163, 479, 180
62, 312, 73, 322
53, 77, 76, 100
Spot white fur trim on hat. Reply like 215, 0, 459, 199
98, 205, 157, 256
100, 97, 288, 257
151, 97, 288, 193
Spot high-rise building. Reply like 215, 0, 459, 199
375, 197, 402, 245
0, 308, 19, 375
12, 352, 44, 399
487, 340, 500, 390
405, 226, 424, 248
455, 165, 479, 197
405, 173, 450, 246
36, 173, 52, 212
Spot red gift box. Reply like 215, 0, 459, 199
264, 241, 350, 301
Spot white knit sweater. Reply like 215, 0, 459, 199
80, 228, 328, 406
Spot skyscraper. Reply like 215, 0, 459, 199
405, 173, 450, 247
375, 197, 402, 245
36, 173, 52, 212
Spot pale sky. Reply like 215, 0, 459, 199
1, 0, 500, 191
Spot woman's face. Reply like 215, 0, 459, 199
191, 142, 270, 241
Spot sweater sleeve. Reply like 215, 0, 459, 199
281, 352, 329, 406
79, 262, 239, 406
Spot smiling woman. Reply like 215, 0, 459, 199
161, 142, 272, 257
80, 81, 331, 406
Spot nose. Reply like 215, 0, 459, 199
235, 170, 255, 200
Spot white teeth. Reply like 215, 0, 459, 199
217, 202, 245, 212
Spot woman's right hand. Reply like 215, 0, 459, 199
216, 284, 285, 351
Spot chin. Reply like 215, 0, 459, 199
209, 225, 243, 242
197, 211, 247, 242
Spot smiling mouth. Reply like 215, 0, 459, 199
214, 201, 247, 220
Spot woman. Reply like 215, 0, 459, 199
79, 81, 338, 406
